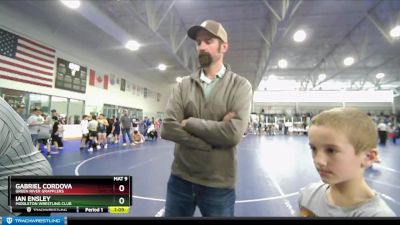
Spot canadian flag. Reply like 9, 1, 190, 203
89, 69, 108, 90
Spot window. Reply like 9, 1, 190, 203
29, 93, 50, 115
51, 96, 68, 120
68, 99, 84, 124
104, 104, 118, 118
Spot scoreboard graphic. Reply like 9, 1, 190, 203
8, 176, 131, 214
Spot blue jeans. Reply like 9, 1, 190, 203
164, 175, 235, 217
121, 128, 133, 143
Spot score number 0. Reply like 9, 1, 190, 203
118, 184, 126, 205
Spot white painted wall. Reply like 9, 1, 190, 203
0, 3, 171, 121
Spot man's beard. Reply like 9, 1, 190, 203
198, 52, 213, 68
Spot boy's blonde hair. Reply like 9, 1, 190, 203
310, 107, 377, 154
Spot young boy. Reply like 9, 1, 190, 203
299, 107, 396, 217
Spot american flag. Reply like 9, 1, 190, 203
0, 28, 55, 88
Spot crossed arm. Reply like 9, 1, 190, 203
160, 84, 213, 151
161, 79, 252, 150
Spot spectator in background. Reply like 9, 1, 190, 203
87, 115, 98, 152
132, 118, 139, 132
97, 114, 109, 149
120, 110, 135, 146
155, 118, 161, 138
395, 124, 400, 144
387, 123, 398, 144
377, 120, 388, 146
143, 116, 151, 135
132, 130, 145, 144
27, 108, 44, 148
80, 115, 89, 150
15, 104, 27, 121
51, 109, 59, 120
36, 114, 52, 155
106, 117, 115, 144
59, 114, 66, 125
147, 123, 158, 141
50, 116, 62, 156
112, 117, 121, 144
57, 116, 65, 150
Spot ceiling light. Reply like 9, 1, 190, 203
343, 57, 354, 66
293, 30, 307, 42
60, 0, 81, 9
389, 25, 400, 38
318, 73, 326, 80
125, 40, 140, 51
375, 72, 385, 79
158, 64, 167, 71
176, 77, 182, 83
278, 59, 288, 68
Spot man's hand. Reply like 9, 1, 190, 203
181, 118, 189, 127
223, 112, 235, 123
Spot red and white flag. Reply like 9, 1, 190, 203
89, 69, 108, 90
0, 28, 55, 87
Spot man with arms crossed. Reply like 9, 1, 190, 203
161, 20, 252, 217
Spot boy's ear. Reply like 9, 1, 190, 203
361, 148, 378, 168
